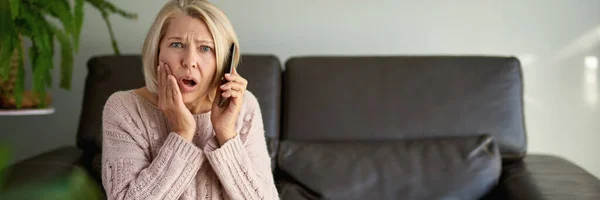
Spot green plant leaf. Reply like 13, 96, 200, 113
46, 26, 55, 69
21, 6, 52, 56
101, 11, 121, 55
52, 0, 74, 37
3, 0, 136, 102
14, 19, 32, 37
103, 1, 138, 19
47, 23, 74, 90
55, 29, 73, 90
0, 0, 16, 82
8, 0, 19, 20
32, 52, 45, 93
84, 0, 103, 10
34, 0, 74, 45
0, 0, 13, 31
85, 0, 134, 55
73, 0, 84, 52
45, 66, 52, 87
29, 44, 38, 76
28, 0, 74, 37
0, 35, 15, 82
22, 5, 54, 105
28, 42, 50, 108
32, 52, 50, 108
15, 43, 25, 108
0, 33, 18, 83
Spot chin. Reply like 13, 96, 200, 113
181, 93, 198, 104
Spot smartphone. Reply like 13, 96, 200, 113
218, 43, 236, 108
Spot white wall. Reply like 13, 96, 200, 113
2, 0, 599, 179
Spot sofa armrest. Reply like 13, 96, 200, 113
482, 154, 600, 200
0, 146, 84, 189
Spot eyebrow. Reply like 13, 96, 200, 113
167, 37, 214, 44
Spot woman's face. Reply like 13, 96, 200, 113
158, 14, 216, 105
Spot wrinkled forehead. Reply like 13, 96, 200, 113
163, 14, 214, 42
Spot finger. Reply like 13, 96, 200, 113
229, 90, 241, 98
221, 90, 231, 98
222, 89, 244, 98
157, 65, 162, 91
165, 74, 173, 105
163, 64, 172, 103
168, 75, 181, 104
219, 81, 246, 92
165, 63, 174, 76
162, 65, 169, 101
157, 65, 165, 102
224, 73, 248, 85
222, 90, 244, 106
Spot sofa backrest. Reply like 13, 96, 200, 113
77, 55, 282, 165
281, 56, 526, 159
78, 55, 145, 156
230, 55, 282, 169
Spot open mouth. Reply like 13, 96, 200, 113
178, 77, 198, 93
182, 79, 196, 87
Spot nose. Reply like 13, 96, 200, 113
182, 48, 198, 69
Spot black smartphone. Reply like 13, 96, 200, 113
218, 43, 236, 108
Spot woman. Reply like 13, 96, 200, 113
101, 0, 279, 199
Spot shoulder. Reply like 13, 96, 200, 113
235, 90, 262, 129
242, 90, 261, 114
235, 90, 265, 142
104, 90, 137, 112
241, 90, 263, 126
102, 90, 140, 122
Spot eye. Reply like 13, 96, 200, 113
200, 46, 212, 52
169, 42, 183, 48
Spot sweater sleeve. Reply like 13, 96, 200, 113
204, 93, 279, 200
101, 93, 205, 200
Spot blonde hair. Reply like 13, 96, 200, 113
141, 0, 240, 94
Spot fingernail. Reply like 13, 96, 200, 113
225, 73, 231, 77
220, 85, 226, 89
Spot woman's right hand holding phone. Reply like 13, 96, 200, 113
157, 62, 196, 141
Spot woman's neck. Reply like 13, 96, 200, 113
185, 98, 212, 114
134, 87, 212, 114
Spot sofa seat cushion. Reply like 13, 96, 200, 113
277, 135, 501, 200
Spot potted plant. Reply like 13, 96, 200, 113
0, 0, 136, 109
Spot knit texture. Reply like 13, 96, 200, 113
102, 90, 279, 200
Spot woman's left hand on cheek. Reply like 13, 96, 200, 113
211, 67, 247, 146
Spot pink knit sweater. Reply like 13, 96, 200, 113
101, 90, 279, 200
